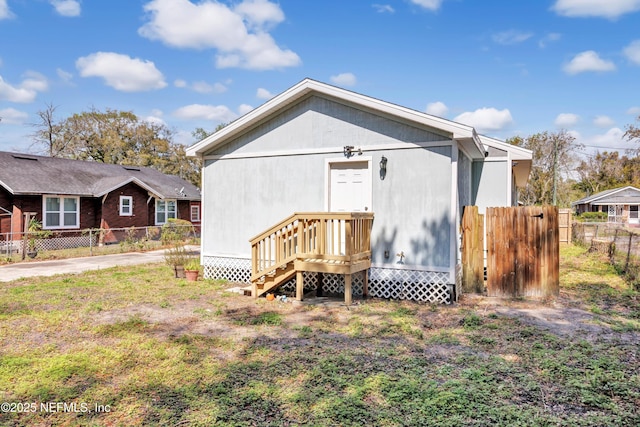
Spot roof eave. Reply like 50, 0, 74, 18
187, 78, 479, 157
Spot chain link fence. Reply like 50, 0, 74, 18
573, 222, 640, 289
0, 224, 198, 260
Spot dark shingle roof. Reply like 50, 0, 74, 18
0, 151, 200, 200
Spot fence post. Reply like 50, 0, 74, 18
89, 229, 93, 256
626, 232, 633, 273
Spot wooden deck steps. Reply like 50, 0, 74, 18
249, 212, 374, 305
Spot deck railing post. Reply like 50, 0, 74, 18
345, 218, 353, 257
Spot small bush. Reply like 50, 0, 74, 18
161, 218, 195, 245
578, 212, 608, 222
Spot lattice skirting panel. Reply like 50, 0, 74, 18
202, 256, 452, 303
368, 267, 451, 304
203, 256, 251, 284
279, 271, 366, 296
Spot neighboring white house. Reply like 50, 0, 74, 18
572, 186, 640, 226
187, 79, 532, 303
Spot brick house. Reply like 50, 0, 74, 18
0, 151, 201, 239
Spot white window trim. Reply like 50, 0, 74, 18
119, 195, 133, 216
190, 204, 200, 222
155, 199, 177, 225
42, 195, 80, 229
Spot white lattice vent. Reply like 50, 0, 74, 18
369, 267, 451, 304
280, 271, 317, 294
203, 256, 251, 283
203, 256, 452, 303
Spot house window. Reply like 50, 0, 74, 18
631, 206, 639, 219
119, 196, 133, 216
190, 204, 200, 222
155, 199, 177, 225
43, 196, 79, 229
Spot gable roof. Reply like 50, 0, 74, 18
0, 151, 200, 200
478, 135, 533, 188
571, 186, 640, 206
186, 78, 487, 158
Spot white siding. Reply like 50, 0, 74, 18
472, 160, 509, 214
201, 96, 454, 269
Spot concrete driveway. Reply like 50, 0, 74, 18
0, 246, 200, 282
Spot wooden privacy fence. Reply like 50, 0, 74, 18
558, 208, 572, 244
461, 206, 484, 294
462, 206, 560, 298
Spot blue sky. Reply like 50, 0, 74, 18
1, 0, 639, 157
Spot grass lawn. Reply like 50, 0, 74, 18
1, 245, 639, 426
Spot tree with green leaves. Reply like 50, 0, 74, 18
508, 130, 584, 206
30, 105, 202, 187
575, 151, 626, 195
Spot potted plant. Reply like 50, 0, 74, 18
164, 244, 190, 278
25, 218, 51, 259
184, 258, 200, 282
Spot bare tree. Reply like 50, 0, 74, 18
29, 103, 67, 156
624, 115, 640, 156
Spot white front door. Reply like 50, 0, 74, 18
327, 159, 372, 255
328, 161, 371, 212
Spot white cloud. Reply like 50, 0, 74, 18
0, 73, 49, 103
330, 73, 357, 86
138, 0, 300, 70
425, 101, 448, 117
238, 104, 254, 115
21, 71, 49, 92
76, 52, 167, 92
538, 32, 562, 48
583, 127, 636, 151
174, 79, 227, 93
563, 51, 616, 75
173, 104, 238, 122
0, 108, 28, 124
492, 30, 534, 45
0, 0, 14, 19
192, 81, 226, 94
551, 0, 640, 19
454, 107, 514, 133
623, 40, 640, 65
627, 106, 640, 116
373, 4, 395, 13
256, 88, 274, 100
145, 114, 166, 126
234, 0, 284, 30
555, 113, 580, 127
410, 0, 444, 11
56, 68, 73, 83
594, 115, 615, 127
50, 0, 81, 17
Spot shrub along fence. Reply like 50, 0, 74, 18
0, 224, 198, 260
573, 222, 640, 289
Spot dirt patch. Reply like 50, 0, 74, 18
86, 285, 640, 348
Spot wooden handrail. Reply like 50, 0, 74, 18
250, 212, 374, 282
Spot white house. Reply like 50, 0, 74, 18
187, 79, 532, 303
572, 186, 640, 226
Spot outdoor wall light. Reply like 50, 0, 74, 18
343, 145, 363, 158
379, 155, 388, 180
343, 145, 355, 158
